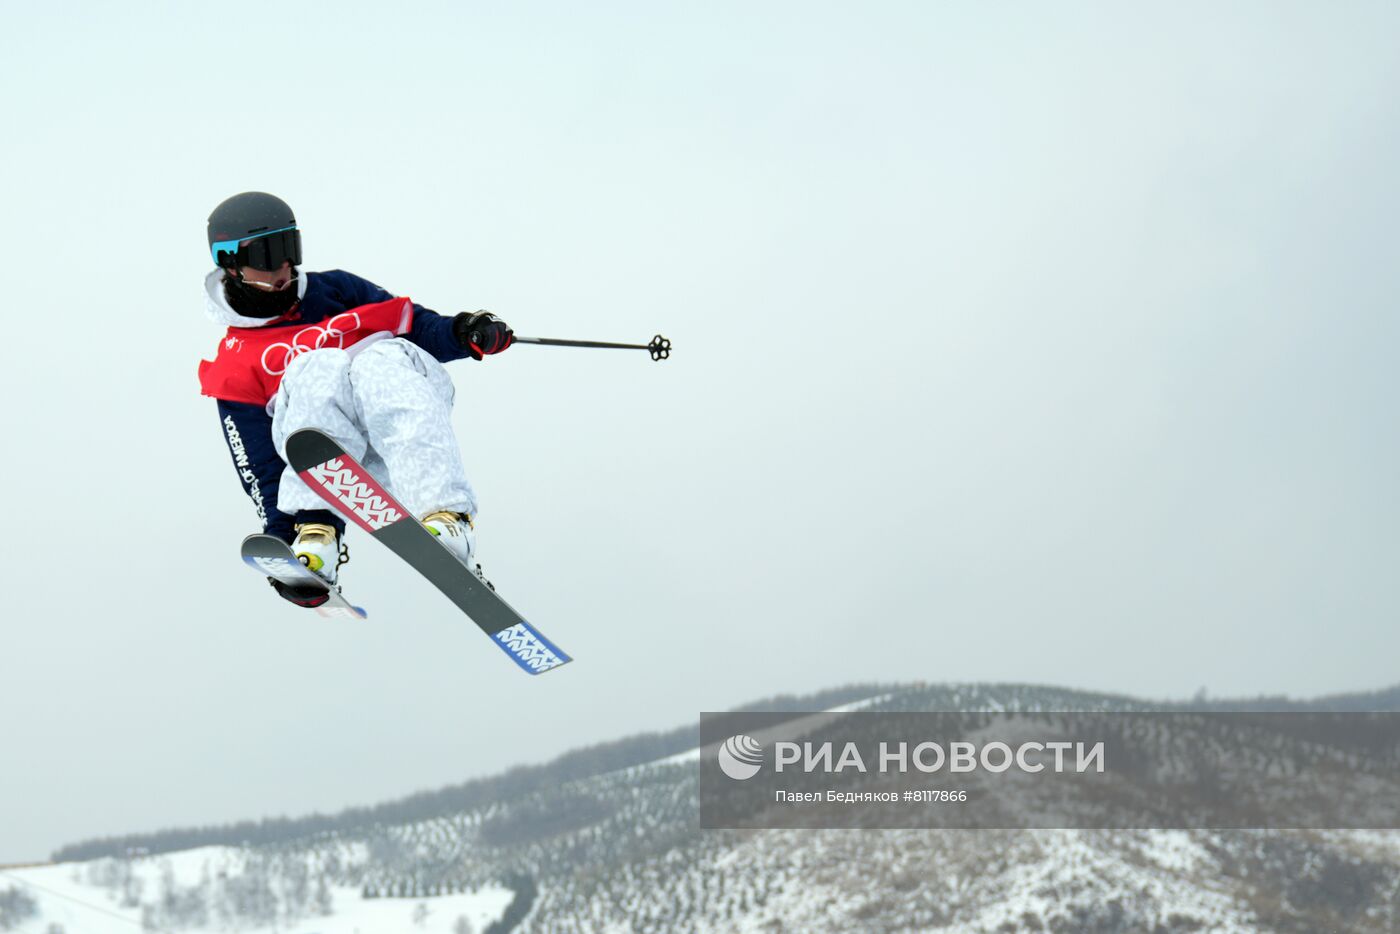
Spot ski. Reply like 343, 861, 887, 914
241, 533, 368, 621
283, 428, 572, 675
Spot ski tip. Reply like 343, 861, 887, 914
285, 427, 344, 472
493, 621, 572, 675
240, 532, 283, 555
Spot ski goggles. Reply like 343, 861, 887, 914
210, 225, 302, 271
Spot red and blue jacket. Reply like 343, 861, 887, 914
199, 268, 472, 542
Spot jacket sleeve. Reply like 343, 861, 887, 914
215, 400, 344, 543
322, 268, 472, 364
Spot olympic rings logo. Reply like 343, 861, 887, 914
260, 312, 363, 375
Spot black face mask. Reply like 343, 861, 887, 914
224, 270, 301, 319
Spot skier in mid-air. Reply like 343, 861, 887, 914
199, 191, 513, 609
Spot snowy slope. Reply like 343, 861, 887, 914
2, 847, 511, 933
8, 682, 1400, 933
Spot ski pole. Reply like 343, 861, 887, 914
511, 333, 672, 361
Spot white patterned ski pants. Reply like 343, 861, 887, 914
270, 338, 478, 520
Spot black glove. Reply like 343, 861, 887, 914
269, 577, 331, 608
453, 311, 514, 360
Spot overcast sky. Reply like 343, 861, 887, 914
1, 1, 1396, 862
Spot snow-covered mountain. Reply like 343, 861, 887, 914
5, 682, 1400, 933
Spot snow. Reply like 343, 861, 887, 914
1, 849, 512, 934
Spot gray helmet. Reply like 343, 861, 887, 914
207, 192, 301, 271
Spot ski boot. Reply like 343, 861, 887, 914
292, 522, 347, 585
422, 511, 476, 565
422, 510, 492, 589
